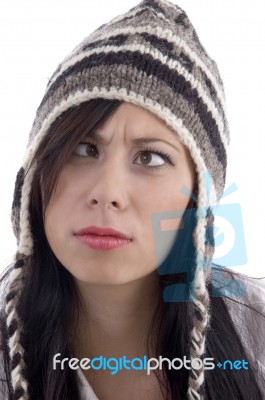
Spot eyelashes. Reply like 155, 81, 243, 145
134, 147, 175, 169
73, 142, 176, 170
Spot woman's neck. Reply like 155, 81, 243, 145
71, 272, 160, 359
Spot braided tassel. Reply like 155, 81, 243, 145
5, 257, 29, 400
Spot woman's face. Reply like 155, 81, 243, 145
44, 102, 195, 285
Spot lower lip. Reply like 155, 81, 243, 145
74, 234, 132, 250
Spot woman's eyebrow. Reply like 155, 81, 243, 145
86, 131, 180, 152
131, 137, 180, 152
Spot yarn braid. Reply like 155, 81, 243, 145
186, 165, 215, 399
5, 256, 29, 400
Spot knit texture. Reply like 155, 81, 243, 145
6, 0, 229, 399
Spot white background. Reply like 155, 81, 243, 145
0, 0, 264, 277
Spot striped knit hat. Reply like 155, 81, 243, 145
6, 0, 229, 399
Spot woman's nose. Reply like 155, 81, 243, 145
86, 157, 128, 211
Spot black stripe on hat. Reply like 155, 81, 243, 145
83, 34, 129, 52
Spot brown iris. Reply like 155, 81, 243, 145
86, 143, 97, 157
140, 152, 152, 165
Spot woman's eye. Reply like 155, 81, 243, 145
73, 142, 98, 157
72, 144, 173, 168
135, 151, 167, 168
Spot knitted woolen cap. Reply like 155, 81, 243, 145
6, 0, 229, 399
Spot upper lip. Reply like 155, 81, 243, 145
74, 226, 132, 240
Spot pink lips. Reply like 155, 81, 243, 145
74, 226, 132, 250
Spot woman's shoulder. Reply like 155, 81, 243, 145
211, 265, 265, 391
211, 265, 265, 334
211, 264, 265, 308
0, 263, 99, 399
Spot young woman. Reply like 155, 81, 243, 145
1, 0, 265, 399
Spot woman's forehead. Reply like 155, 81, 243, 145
88, 101, 184, 151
